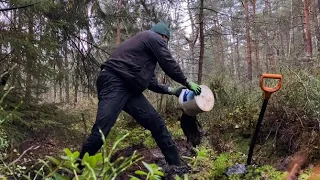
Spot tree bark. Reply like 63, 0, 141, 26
57, 52, 63, 103
314, 0, 320, 56
74, 82, 78, 106
116, 0, 122, 45
217, 16, 225, 67
245, 0, 252, 80
198, 0, 204, 84
73, 50, 79, 106
53, 64, 57, 103
74, 70, 79, 106
288, 0, 294, 58
265, 0, 274, 71
59, 70, 63, 103
252, 0, 260, 73
303, 0, 312, 57
25, 15, 34, 100
188, 0, 196, 37
187, 0, 198, 81
236, 34, 241, 78
64, 45, 70, 104
12, 9, 22, 90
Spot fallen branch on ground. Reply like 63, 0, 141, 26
9, 145, 40, 166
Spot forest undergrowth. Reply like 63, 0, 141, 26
0, 65, 319, 179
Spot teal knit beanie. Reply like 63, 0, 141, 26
150, 22, 171, 40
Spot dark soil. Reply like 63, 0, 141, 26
5, 113, 201, 180
16, 137, 192, 180
112, 138, 193, 180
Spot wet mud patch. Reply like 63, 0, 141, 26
112, 138, 192, 180
7, 135, 80, 168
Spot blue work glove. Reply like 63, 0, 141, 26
186, 81, 202, 95
169, 86, 187, 97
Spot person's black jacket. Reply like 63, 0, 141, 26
101, 30, 188, 94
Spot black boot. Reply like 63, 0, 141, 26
76, 158, 85, 171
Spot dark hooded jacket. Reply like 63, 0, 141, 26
101, 30, 188, 94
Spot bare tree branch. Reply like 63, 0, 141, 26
140, 0, 158, 23
0, 2, 38, 12
190, 7, 243, 20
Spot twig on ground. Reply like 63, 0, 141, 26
9, 145, 40, 166
293, 111, 304, 128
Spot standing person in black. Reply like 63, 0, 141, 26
78, 22, 202, 167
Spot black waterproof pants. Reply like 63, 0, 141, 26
79, 69, 181, 165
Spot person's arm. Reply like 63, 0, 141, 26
148, 73, 172, 94
147, 33, 189, 87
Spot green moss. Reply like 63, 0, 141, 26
244, 165, 286, 180
0, 91, 84, 152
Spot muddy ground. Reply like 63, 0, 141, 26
111, 138, 193, 180
10, 136, 193, 180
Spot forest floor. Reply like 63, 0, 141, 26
13, 129, 197, 180
8, 121, 291, 180
111, 139, 191, 180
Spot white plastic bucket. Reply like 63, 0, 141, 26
178, 85, 215, 116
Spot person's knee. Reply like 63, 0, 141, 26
149, 113, 167, 132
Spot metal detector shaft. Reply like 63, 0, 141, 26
246, 99, 269, 165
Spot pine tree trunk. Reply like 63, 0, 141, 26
64, 46, 70, 104
314, 0, 320, 56
25, 15, 34, 100
36, 17, 44, 100
187, 0, 197, 81
230, 46, 235, 76
217, 17, 225, 67
303, 0, 312, 57
58, 54, 63, 103
188, 0, 196, 37
116, 0, 122, 45
280, 29, 285, 58
74, 72, 78, 106
53, 64, 57, 103
12, 10, 22, 90
252, 0, 260, 73
245, 0, 252, 80
230, 33, 236, 76
59, 73, 63, 103
288, 0, 294, 58
198, 0, 204, 84
236, 34, 241, 78
265, 0, 274, 71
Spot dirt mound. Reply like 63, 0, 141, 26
112, 139, 192, 180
